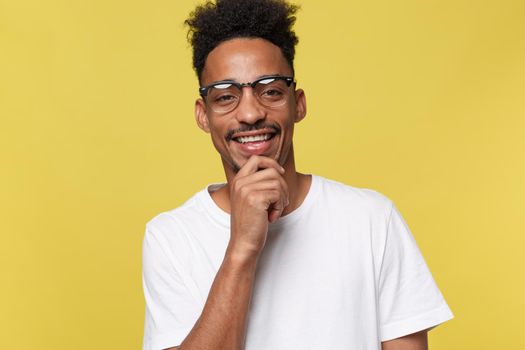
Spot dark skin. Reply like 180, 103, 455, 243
170, 38, 428, 349
195, 38, 309, 219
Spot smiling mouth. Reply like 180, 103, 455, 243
233, 133, 276, 144
226, 123, 281, 143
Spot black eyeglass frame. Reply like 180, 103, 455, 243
198, 75, 296, 97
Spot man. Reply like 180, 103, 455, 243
142, 0, 453, 349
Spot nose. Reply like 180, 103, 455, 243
234, 87, 266, 124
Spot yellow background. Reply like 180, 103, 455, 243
1, 0, 524, 348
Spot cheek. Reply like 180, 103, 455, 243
210, 130, 225, 150
281, 115, 296, 133
208, 119, 224, 137
208, 122, 231, 152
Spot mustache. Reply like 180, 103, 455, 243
225, 122, 281, 141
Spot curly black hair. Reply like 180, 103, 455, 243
185, 0, 300, 81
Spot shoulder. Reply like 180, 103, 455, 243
142, 189, 213, 268
145, 189, 209, 240
314, 175, 393, 218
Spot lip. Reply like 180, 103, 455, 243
231, 133, 278, 156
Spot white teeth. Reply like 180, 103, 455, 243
236, 134, 272, 144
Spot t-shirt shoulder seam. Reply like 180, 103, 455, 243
318, 176, 392, 200
146, 191, 205, 228
316, 177, 393, 217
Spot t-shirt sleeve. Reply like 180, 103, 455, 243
378, 202, 453, 341
142, 227, 201, 350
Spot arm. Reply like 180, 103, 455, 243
381, 330, 428, 350
169, 246, 259, 350
166, 156, 288, 350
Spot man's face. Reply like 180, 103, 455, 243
195, 38, 306, 178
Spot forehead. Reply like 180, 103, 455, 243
201, 38, 293, 85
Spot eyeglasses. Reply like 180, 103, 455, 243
199, 75, 295, 114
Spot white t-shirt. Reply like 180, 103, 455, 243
142, 175, 453, 350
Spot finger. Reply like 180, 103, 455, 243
236, 155, 285, 177
240, 167, 287, 190
258, 188, 285, 214
237, 173, 289, 206
267, 196, 286, 223
260, 188, 287, 223
268, 207, 281, 223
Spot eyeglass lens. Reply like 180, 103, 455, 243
207, 78, 291, 113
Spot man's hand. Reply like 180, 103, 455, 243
229, 155, 289, 256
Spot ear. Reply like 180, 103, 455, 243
195, 98, 210, 133
293, 88, 307, 123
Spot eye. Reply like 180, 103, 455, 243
208, 84, 239, 105
256, 78, 289, 101
261, 88, 283, 97
258, 84, 286, 101
213, 92, 238, 105
215, 94, 236, 102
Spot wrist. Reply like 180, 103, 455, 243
225, 242, 260, 266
